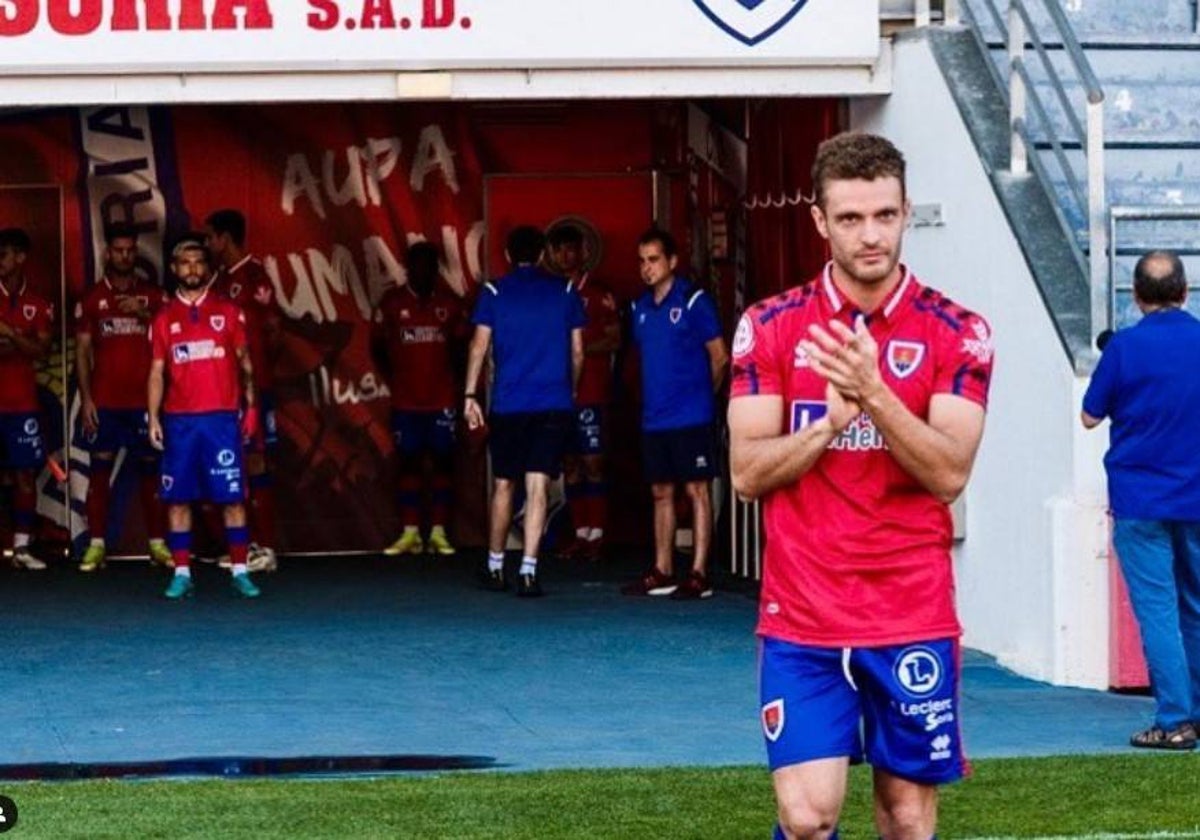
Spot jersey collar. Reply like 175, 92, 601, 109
176, 286, 211, 308
821, 262, 914, 322
228, 254, 254, 274
0, 277, 27, 299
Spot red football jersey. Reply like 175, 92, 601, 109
212, 255, 278, 391
75, 277, 168, 410
0, 281, 54, 413
151, 290, 248, 415
574, 274, 619, 406
377, 284, 467, 411
730, 265, 994, 647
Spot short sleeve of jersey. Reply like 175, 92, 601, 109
932, 312, 994, 408
150, 310, 168, 361
689, 291, 722, 342
472, 284, 498, 327
1082, 337, 1119, 420
568, 287, 587, 329
74, 296, 94, 335
730, 309, 784, 398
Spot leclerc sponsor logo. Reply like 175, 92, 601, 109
893, 646, 944, 698
692, 0, 812, 46
790, 400, 827, 433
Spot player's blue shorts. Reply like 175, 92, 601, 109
759, 635, 966, 785
245, 391, 279, 452
84, 408, 157, 459
0, 412, 45, 470
573, 404, 605, 456
392, 408, 456, 458
160, 411, 245, 505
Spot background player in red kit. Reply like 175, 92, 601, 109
149, 235, 261, 600
206, 209, 281, 572
547, 224, 620, 561
0, 227, 54, 570
728, 133, 993, 840
377, 241, 468, 557
75, 223, 171, 572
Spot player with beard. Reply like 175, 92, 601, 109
378, 241, 468, 557
76, 223, 171, 571
206, 209, 282, 573
0, 227, 53, 570
728, 133, 994, 840
547, 224, 620, 562
148, 235, 260, 600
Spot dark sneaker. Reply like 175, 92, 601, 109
620, 568, 677, 597
670, 571, 714, 600
556, 537, 588, 561
1130, 723, 1197, 751
516, 572, 544, 598
480, 565, 508, 592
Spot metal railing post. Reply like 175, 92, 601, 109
1008, 1, 1028, 175
1086, 99, 1108, 337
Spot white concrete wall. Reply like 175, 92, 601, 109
849, 32, 1112, 687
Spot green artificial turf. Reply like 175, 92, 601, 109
3, 754, 1198, 839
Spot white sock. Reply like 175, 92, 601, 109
575, 526, 589, 539
488, 551, 505, 572
232, 563, 248, 576
175, 567, 192, 579
90, 537, 105, 548
520, 556, 538, 576
587, 528, 604, 542
403, 525, 419, 535
148, 537, 165, 547
14, 533, 30, 549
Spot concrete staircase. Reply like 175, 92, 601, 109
962, 0, 1200, 328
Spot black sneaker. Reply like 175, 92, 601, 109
480, 565, 508, 592
516, 572, 544, 598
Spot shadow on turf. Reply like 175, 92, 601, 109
0, 754, 504, 782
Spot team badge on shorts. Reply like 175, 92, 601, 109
761, 698, 785, 742
692, 0, 812, 46
23, 417, 39, 436
886, 340, 926, 379
161, 475, 175, 492
669, 307, 683, 325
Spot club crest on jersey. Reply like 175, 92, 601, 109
22, 304, 37, 321
693, 0, 812, 46
97, 299, 109, 311
887, 340, 926, 379
435, 307, 448, 322
761, 699, 785, 742
210, 315, 226, 332
669, 307, 683, 325
229, 283, 243, 299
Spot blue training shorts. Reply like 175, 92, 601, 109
160, 412, 245, 505
392, 408, 457, 458
84, 408, 157, 459
759, 635, 966, 785
0, 412, 45, 469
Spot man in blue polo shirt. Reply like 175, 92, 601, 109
464, 225, 586, 597
1083, 249, 1200, 751
621, 227, 728, 600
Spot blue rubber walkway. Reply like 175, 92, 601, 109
1, 554, 1154, 778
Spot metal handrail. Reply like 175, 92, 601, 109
1107, 205, 1200, 328
960, 0, 1107, 340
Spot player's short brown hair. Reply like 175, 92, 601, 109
811, 132, 906, 208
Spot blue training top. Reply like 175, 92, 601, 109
472, 265, 587, 415
632, 276, 723, 432
1082, 307, 1200, 520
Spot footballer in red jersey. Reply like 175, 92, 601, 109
206, 209, 282, 572
728, 134, 993, 840
0, 228, 53, 571
75, 224, 171, 572
148, 234, 261, 601
546, 224, 621, 561
377, 241, 468, 557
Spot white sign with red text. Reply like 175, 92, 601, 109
0, 0, 880, 73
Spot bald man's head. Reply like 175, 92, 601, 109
1133, 250, 1187, 307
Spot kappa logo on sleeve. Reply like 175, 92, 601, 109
692, 0, 812, 46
